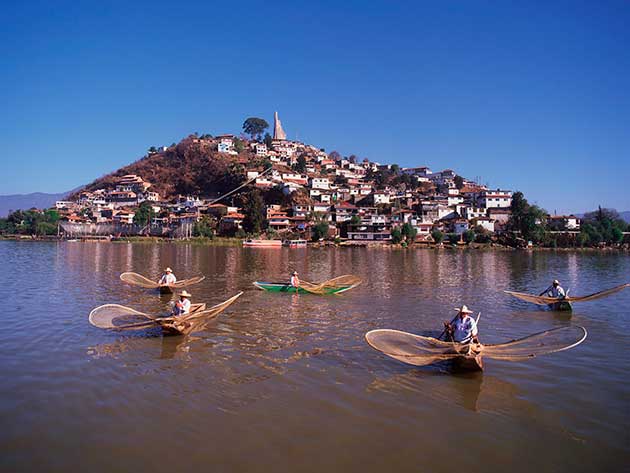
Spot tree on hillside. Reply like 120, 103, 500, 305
508, 191, 547, 243
263, 133, 273, 148
293, 154, 307, 174
148, 146, 157, 154
454, 175, 464, 189
242, 189, 266, 234
401, 222, 417, 242
391, 227, 403, 244
391, 164, 400, 174
579, 206, 628, 245
233, 137, 246, 153
242, 117, 269, 141
431, 229, 444, 244
133, 201, 155, 227
329, 151, 341, 161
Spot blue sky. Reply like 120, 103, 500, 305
1, 0, 628, 213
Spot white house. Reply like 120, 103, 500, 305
478, 189, 513, 209
472, 217, 496, 233
310, 177, 330, 190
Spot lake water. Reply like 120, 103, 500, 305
1, 241, 629, 473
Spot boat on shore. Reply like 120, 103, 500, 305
283, 239, 308, 248
253, 281, 356, 295
243, 239, 283, 248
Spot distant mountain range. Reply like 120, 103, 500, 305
0, 191, 73, 217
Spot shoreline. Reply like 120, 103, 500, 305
1, 234, 628, 252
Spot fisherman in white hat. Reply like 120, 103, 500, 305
443, 305, 479, 343
290, 270, 300, 288
540, 279, 566, 299
158, 267, 177, 286
172, 290, 192, 316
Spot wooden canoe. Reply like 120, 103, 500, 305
156, 303, 205, 336
548, 300, 573, 312
252, 281, 355, 295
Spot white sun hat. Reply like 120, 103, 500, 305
454, 305, 474, 314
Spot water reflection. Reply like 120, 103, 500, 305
1, 241, 629, 473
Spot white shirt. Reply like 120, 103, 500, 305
290, 275, 300, 287
549, 286, 566, 298
173, 298, 191, 316
451, 315, 478, 343
160, 273, 177, 285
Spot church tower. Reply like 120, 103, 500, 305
273, 111, 287, 140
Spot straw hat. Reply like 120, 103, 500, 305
165, 267, 173, 273
179, 290, 191, 298
454, 305, 473, 314
553, 279, 560, 285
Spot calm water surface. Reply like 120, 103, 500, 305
1, 241, 629, 473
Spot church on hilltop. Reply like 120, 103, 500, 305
273, 111, 287, 141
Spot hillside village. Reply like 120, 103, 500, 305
50, 113, 582, 244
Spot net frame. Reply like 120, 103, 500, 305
365, 326, 587, 365
299, 275, 362, 295
120, 272, 206, 290
505, 283, 629, 305
88, 304, 158, 330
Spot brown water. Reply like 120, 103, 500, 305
1, 241, 629, 473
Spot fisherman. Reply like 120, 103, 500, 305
172, 290, 192, 316
159, 267, 177, 286
541, 279, 566, 299
443, 305, 479, 344
290, 271, 300, 288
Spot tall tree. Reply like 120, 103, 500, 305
133, 201, 155, 226
454, 175, 464, 189
263, 132, 273, 148
242, 189, 266, 234
293, 154, 307, 174
242, 117, 269, 141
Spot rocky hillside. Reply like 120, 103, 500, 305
70, 135, 254, 200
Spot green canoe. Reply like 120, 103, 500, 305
253, 282, 355, 295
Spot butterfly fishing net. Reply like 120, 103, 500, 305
505, 283, 629, 305
120, 272, 160, 288
88, 304, 157, 330
568, 283, 630, 302
365, 329, 473, 366
481, 326, 587, 360
120, 272, 206, 289
300, 275, 362, 294
157, 292, 242, 334
365, 326, 587, 366
171, 276, 206, 289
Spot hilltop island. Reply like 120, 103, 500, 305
1, 113, 628, 249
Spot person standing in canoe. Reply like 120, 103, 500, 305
290, 271, 300, 291
159, 267, 177, 286
540, 279, 566, 299
172, 290, 192, 316
443, 305, 479, 344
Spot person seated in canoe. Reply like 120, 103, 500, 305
540, 279, 566, 299
290, 271, 300, 288
172, 290, 191, 316
158, 267, 177, 286
443, 305, 479, 344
